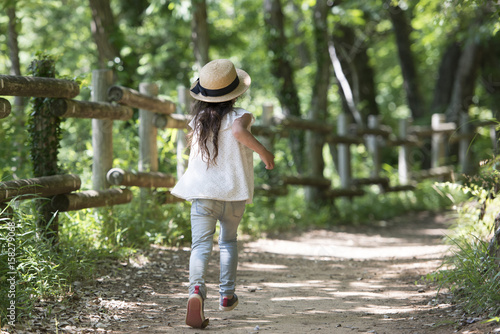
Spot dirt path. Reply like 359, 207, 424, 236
14, 211, 500, 333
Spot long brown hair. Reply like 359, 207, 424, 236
189, 99, 236, 166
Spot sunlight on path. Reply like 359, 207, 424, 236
245, 230, 451, 260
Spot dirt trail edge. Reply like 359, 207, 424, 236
13, 211, 500, 334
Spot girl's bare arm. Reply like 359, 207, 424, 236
232, 113, 275, 170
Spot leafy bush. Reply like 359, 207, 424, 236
0, 193, 192, 325
435, 236, 500, 315
242, 178, 461, 237
0, 199, 105, 323
429, 164, 500, 318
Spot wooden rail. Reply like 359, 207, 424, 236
153, 191, 185, 204
0, 75, 80, 98
51, 189, 133, 211
0, 98, 11, 119
283, 176, 331, 187
49, 98, 134, 120
154, 113, 189, 130
106, 168, 176, 188
0, 174, 81, 202
250, 107, 495, 200
108, 85, 176, 114
1, 68, 496, 218
0, 71, 186, 216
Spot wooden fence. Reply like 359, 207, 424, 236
0, 69, 186, 216
251, 106, 496, 199
0, 69, 497, 216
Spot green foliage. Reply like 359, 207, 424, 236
1, 0, 500, 326
242, 178, 459, 236
0, 193, 191, 325
428, 166, 500, 318
0, 112, 31, 181
90, 196, 192, 248
28, 54, 61, 178
432, 237, 500, 316
0, 199, 109, 323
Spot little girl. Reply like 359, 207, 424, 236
171, 59, 275, 329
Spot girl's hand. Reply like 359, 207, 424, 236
259, 150, 275, 170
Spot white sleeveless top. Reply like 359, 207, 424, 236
171, 108, 255, 204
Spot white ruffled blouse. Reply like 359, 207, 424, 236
171, 108, 255, 204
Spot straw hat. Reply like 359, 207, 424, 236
190, 59, 251, 103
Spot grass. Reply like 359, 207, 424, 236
0, 198, 132, 325
432, 235, 500, 316
0, 189, 194, 325
428, 180, 500, 319
242, 178, 464, 236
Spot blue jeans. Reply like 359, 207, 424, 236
189, 199, 246, 300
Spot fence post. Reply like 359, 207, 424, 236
490, 124, 498, 162
398, 118, 410, 185
176, 85, 189, 178
139, 83, 159, 173
431, 113, 446, 168
261, 103, 274, 154
92, 69, 114, 190
261, 103, 282, 202
367, 115, 381, 178
459, 112, 472, 174
338, 113, 351, 189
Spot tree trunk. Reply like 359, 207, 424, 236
487, 212, 500, 267
330, 24, 357, 122
431, 42, 461, 114
29, 57, 61, 245
480, 32, 500, 157
6, 6, 24, 110
445, 38, 482, 123
386, 2, 425, 119
291, 2, 310, 66
263, 0, 305, 173
306, 0, 330, 204
88, 0, 121, 69
330, 22, 379, 126
426, 42, 462, 170
353, 23, 379, 119
480, 33, 500, 108
7, 4, 29, 173
191, 0, 210, 70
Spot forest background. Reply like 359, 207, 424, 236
1, 0, 500, 328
